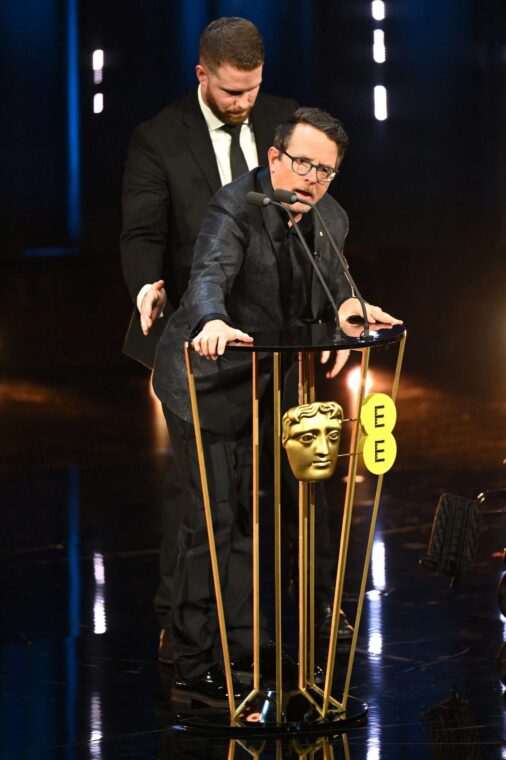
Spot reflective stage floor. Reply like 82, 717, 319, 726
1, 364, 505, 758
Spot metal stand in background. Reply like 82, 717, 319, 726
176, 322, 407, 736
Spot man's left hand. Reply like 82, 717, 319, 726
338, 298, 403, 325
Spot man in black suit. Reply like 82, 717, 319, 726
153, 107, 402, 705
120, 18, 297, 663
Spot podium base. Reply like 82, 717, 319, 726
170, 692, 367, 737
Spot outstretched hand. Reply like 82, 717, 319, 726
140, 280, 166, 335
192, 319, 254, 360
320, 349, 351, 378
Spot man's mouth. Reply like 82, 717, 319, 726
294, 189, 313, 201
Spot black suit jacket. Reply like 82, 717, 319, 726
152, 167, 353, 433
120, 88, 298, 368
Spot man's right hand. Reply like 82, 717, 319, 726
192, 319, 253, 360
140, 280, 166, 335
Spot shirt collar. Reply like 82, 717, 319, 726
197, 84, 250, 133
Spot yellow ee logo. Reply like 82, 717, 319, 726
360, 393, 397, 475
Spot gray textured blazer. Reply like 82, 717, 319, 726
152, 166, 352, 433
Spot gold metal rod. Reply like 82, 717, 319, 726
311, 684, 343, 710
298, 687, 325, 716
298, 480, 308, 689
308, 354, 316, 686
342, 733, 351, 760
322, 348, 371, 715
252, 352, 261, 693
232, 688, 259, 720
308, 485, 316, 686
391, 331, 407, 401
342, 332, 407, 704
227, 739, 236, 760
273, 352, 283, 720
184, 343, 235, 716
342, 472, 383, 705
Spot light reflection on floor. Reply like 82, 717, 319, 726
0, 368, 505, 758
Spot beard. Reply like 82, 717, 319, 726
205, 90, 253, 125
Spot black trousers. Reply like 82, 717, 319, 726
154, 361, 337, 656
162, 405, 270, 680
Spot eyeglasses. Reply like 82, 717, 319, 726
281, 150, 338, 183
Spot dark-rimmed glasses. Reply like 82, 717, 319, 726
281, 150, 338, 183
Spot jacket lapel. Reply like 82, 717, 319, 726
181, 89, 221, 195
256, 168, 291, 319
311, 211, 334, 320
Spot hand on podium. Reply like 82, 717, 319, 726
192, 319, 254, 360
338, 297, 403, 326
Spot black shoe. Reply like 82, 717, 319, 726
231, 642, 324, 687
171, 664, 248, 708
315, 603, 354, 643
158, 627, 174, 665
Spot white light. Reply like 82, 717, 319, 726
93, 93, 104, 114
89, 692, 103, 758
93, 553, 107, 634
93, 70, 103, 85
347, 366, 373, 397
92, 49, 104, 71
93, 553, 105, 585
372, 1, 385, 21
93, 590, 107, 634
374, 86, 388, 121
373, 29, 386, 63
372, 539, 386, 590
368, 631, 383, 655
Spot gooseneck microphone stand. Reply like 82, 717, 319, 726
246, 191, 341, 327
272, 188, 370, 337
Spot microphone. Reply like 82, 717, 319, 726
272, 188, 370, 336
246, 191, 271, 207
246, 191, 340, 325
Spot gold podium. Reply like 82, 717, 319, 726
181, 320, 406, 736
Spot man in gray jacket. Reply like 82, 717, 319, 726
153, 107, 402, 706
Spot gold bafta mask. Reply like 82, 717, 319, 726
282, 401, 344, 482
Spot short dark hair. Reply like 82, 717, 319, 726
199, 17, 264, 72
273, 107, 349, 163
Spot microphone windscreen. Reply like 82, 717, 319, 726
272, 188, 298, 204
246, 191, 270, 207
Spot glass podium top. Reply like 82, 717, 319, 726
226, 320, 406, 353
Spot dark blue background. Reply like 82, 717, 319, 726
0, 0, 504, 386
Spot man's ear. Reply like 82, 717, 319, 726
195, 64, 206, 84
267, 146, 280, 171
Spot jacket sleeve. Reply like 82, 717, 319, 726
181, 188, 250, 334
120, 126, 170, 303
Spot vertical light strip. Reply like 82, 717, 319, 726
373, 29, 386, 63
372, 1, 385, 21
93, 49, 104, 85
66, 0, 81, 240
374, 85, 388, 121
372, 2, 388, 121
93, 553, 107, 634
93, 94, 104, 114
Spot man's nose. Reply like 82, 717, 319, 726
236, 93, 251, 110
303, 170, 317, 185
